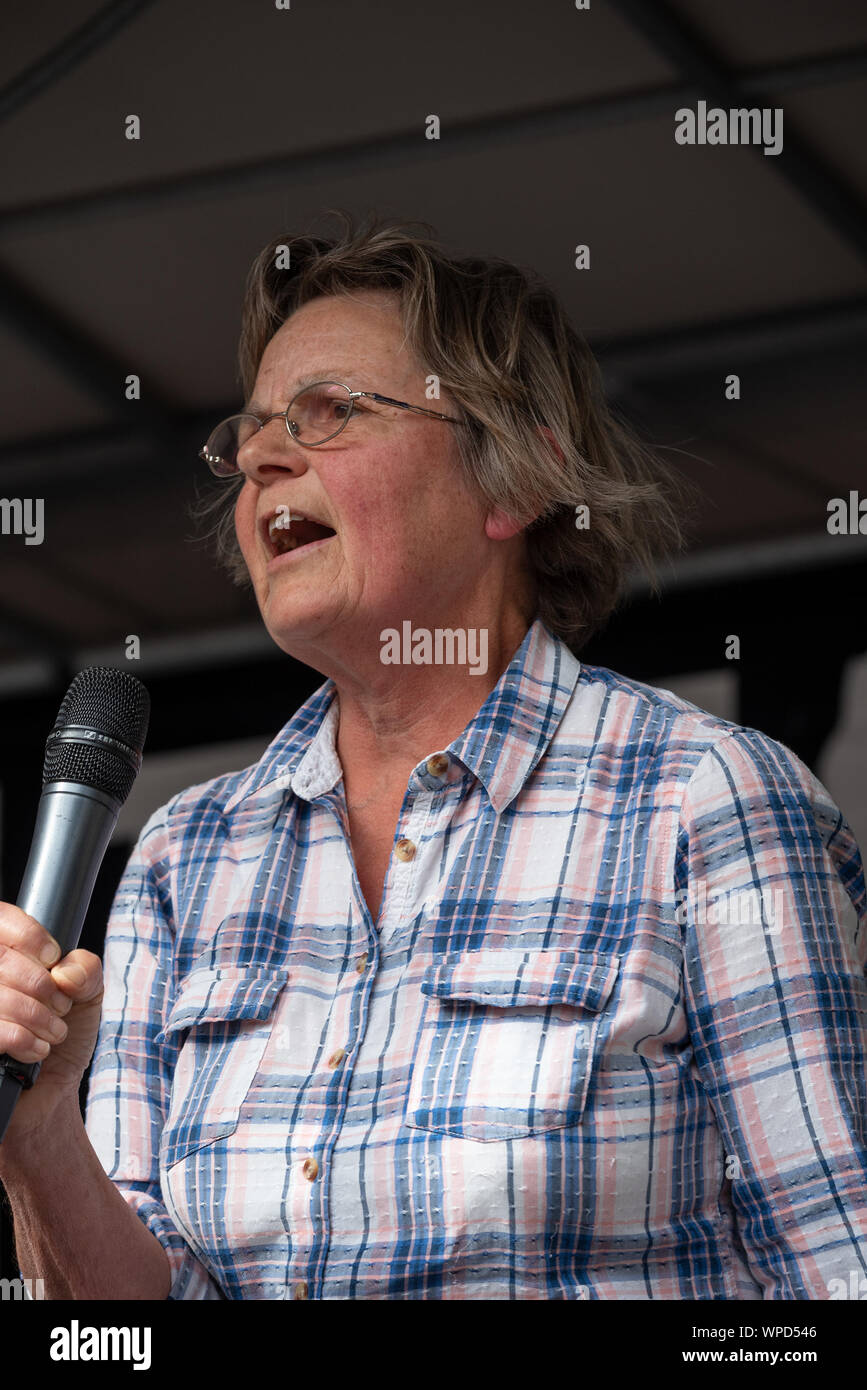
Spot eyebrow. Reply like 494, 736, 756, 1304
243, 369, 361, 414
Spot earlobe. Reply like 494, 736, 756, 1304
484, 507, 527, 541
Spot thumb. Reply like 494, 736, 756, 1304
49, 949, 104, 1005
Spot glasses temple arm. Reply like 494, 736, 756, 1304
362, 392, 464, 423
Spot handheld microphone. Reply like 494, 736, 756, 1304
0, 667, 149, 1144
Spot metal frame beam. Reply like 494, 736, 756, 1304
609, 0, 867, 262
598, 294, 867, 385
0, 0, 158, 124
1, 46, 865, 239
0, 264, 184, 422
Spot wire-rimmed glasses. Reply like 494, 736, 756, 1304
199, 379, 467, 478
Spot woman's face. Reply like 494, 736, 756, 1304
234, 289, 510, 663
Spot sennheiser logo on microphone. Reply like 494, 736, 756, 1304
0, 497, 44, 545
48, 725, 143, 772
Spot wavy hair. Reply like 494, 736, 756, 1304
197, 211, 692, 653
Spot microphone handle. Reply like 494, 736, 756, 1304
0, 783, 120, 1143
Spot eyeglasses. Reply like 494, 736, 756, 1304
199, 379, 467, 478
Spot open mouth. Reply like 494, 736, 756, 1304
264, 509, 336, 558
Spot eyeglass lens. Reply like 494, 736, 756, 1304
203, 382, 354, 475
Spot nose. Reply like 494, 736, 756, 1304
236, 413, 309, 484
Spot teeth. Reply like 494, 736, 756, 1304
265, 508, 332, 557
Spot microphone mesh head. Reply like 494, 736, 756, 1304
42, 667, 150, 802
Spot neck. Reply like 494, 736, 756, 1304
320, 605, 532, 802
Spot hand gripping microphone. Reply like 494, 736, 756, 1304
0, 667, 150, 1144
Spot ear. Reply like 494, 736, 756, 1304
484, 506, 526, 541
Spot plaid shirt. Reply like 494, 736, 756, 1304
84, 619, 867, 1300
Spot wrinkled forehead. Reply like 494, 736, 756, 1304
272, 287, 407, 351
251, 289, 418, 400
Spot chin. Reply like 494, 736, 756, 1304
261, 597, 332, 648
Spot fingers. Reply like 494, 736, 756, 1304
0, 901, 62, 970
0, 904, 103, 1067
0, 980, 69, 1061
50, 949, 104, 1005
0, 931, 71, 1015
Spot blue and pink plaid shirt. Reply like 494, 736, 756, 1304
84, 618, 867, 1299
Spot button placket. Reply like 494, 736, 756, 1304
380, 795, 434, 934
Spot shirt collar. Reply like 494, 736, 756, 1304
222, 681, 338, 815
444, 619, 580, 812
223, 618, 580, 817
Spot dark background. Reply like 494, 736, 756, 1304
1, 0, 866, 1279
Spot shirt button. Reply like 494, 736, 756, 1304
303, 1157, 319, 1181
426, 753, 449, 777
292, 1281, 309, 1300
355, 952, 368, 973
327, 1047, 346, 1068
394, 837, 416, 862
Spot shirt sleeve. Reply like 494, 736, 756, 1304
83, 807, 225, 1300
678, 726, 867, 1300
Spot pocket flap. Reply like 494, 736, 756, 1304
156, 966, 289, 1044
421, 948, 619, 1011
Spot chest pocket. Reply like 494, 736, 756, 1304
156, 966, 289, 1169
406, 947, 620, 1142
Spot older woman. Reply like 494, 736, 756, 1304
1, 218, 865, 1301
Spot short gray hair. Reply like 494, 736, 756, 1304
197, 211, 692, 653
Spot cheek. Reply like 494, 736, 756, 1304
341, 453, 435, 536
234, 485, 258, 558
